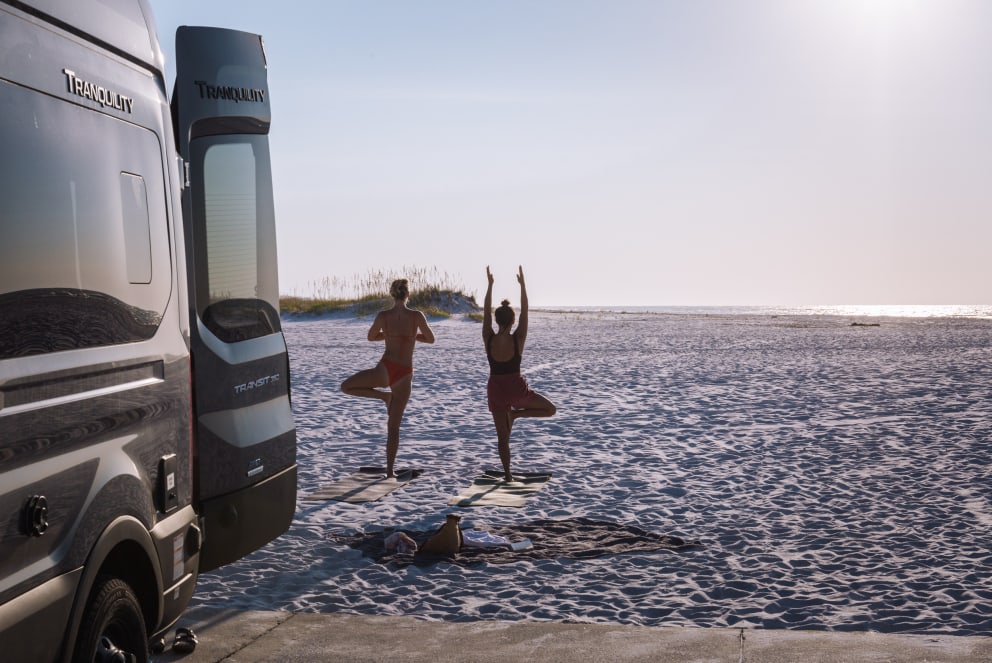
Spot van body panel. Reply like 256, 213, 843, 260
0, 355, 192, 596
0, 568, 81, 662
3, 0, 163, 71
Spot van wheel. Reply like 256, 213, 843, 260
73, 577, 149, 663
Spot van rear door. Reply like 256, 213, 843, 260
173, 27, 296, 572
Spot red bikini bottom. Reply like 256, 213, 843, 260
381, 358, 413, 385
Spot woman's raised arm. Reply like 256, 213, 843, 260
483, 265, 494, 342
516, 265, 528, 342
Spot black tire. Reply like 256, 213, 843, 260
73, 577, 149, 663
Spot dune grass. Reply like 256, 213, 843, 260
280, 266, 479, 318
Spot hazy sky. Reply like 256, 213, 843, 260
149, 0, 991, 306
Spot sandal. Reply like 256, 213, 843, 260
172, 627, 198, 654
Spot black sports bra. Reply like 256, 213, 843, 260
487, 333, 521, 375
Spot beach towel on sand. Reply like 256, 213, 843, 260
329, 517, 702, 568
302, 467, 421, 503
448, 470, 552, 507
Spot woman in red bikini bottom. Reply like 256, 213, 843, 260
484, 265, 556, 482
341, 278, 435, 477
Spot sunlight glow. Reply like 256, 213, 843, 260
845, 0, 928, 22
825, 0, 943, 38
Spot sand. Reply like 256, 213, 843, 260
190, 310, 992, 636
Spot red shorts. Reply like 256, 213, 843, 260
487, 373, 536, 412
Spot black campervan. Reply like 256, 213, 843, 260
0, 1, 296, 661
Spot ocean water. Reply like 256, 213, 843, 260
539, 304, 992, 318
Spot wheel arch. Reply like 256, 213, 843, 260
60, 516, 163, 663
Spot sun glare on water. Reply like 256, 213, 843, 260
812, 305, 992, 319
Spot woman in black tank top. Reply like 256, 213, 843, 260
483, 266, 557, 482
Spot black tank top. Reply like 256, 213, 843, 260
487, 334, 521, 375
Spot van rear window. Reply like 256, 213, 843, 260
190, 135, 280, 343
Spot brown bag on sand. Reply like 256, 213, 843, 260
419, 514, 463, 554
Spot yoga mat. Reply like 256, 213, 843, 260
303, 467, 421, 503
448, 470, 552, 507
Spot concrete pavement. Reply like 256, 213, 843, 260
153, 607, 992, 662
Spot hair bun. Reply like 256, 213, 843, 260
500, 299, 511, 307
390, 279, 410, 299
